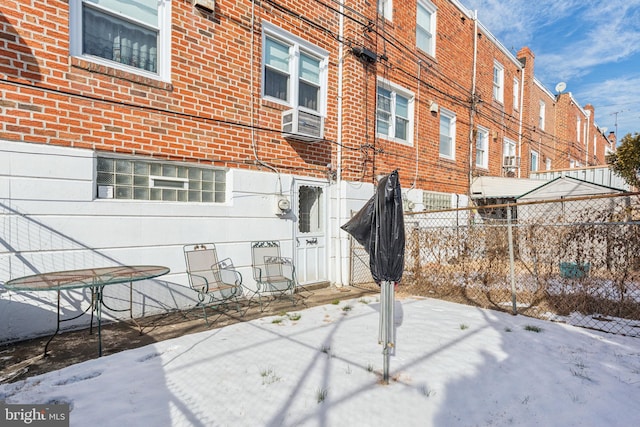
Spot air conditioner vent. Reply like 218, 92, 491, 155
502, 156, 521, 168
282, 109, 324, 142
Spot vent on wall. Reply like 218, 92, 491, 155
282, 109, 324, 142
502, 156, 521, 168
193, 0, 214, 14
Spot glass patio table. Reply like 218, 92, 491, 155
4, 265, 170, 357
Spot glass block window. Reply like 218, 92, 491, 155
423, 191, 452, 211
96, 157, 226, 203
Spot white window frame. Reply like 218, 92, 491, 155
262, 22, 329, 116
539, 100, 546, 131
378, 0, 393, 21
493, 61, 504, 103
530, 150, 539, 172
545, 157, 552, 170
513, 77, 519, 111
475, 126, 489, 168
376, 78, 415, 146
503, 138, 516, 165
416, 0, 437, 57
577, 116, 581, 142
69, 0, 172, 82
439, 107, 456, 159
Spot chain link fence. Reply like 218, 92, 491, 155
348, 193, 640, 337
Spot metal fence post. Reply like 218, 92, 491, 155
507, 206, 517, 315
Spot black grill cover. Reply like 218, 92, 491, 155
341, 170, 405, 284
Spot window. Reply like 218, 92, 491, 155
577, 116, 581, 142
493, 61, 504, 103
503, 138, 516, 167
530, 150, 539, 172
423, 191, 451, 211
69, 0, 171, 81
513, 78, 519, 111
416, 0, 437, 56
584, 122, 588, 146
96, 157, 226, 202
376, 79, 414, 145
262, 23, 328, 114
546, 158, 552, 170
378, 0, 393, 21
298, 186, 323, 233
439, 108, 456, 158
539, 101, 546, 130
475, 126, 489, 168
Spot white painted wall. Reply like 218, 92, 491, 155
0, 139, 364, 343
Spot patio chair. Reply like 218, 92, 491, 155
251, 241, 297, 311
183, 243, 243, 325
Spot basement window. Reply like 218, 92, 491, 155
96, 157, 226, 202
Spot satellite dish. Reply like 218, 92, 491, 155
555, 82, 567, 93
601, 127, 608, 134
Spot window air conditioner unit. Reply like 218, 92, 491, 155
502, 156, 520, 168
282, 109, 324, 142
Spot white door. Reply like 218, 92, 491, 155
293, 180, 327, 285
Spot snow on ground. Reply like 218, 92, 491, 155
1, 296, 639, 426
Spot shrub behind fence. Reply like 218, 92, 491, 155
349, 193, 640, 337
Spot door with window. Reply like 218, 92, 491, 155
293, 180, 327, 286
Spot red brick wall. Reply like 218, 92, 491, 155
1, 0, 339, 179
0, 0, 612, 193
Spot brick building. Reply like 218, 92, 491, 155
0, 0, 616, 341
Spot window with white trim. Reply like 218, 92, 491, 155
530, 150, 539, 172
493, 61, 504, 103
513, 77, 519, 111
416, 0, 437, 56
577, 116, 581, 142
503, 138, 516, 167
376, 79, 414, 145
584, 121, 588, 146
96, 157, 226, 202
439, 108, 456, 159
475, 126, 489, 168
378, 0, 393, 21
262, 23, 328, 115
69, 0, 171, 81
546, 158, 552, 170
539, 100, 546, 130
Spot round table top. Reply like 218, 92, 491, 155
4, 265, 170, 291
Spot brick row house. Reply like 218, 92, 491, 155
0, 0, 615, 341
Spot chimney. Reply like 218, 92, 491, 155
608, 131, 617, 146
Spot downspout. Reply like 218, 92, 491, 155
413, 61, 422, 190
468, 10, 478, 194
586, 114, 590, 165
518, 59, 525, 178
335, 1, 345, 287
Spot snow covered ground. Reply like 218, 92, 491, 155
1, 296, 639, 426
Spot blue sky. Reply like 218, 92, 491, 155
462, 0, 640, 143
